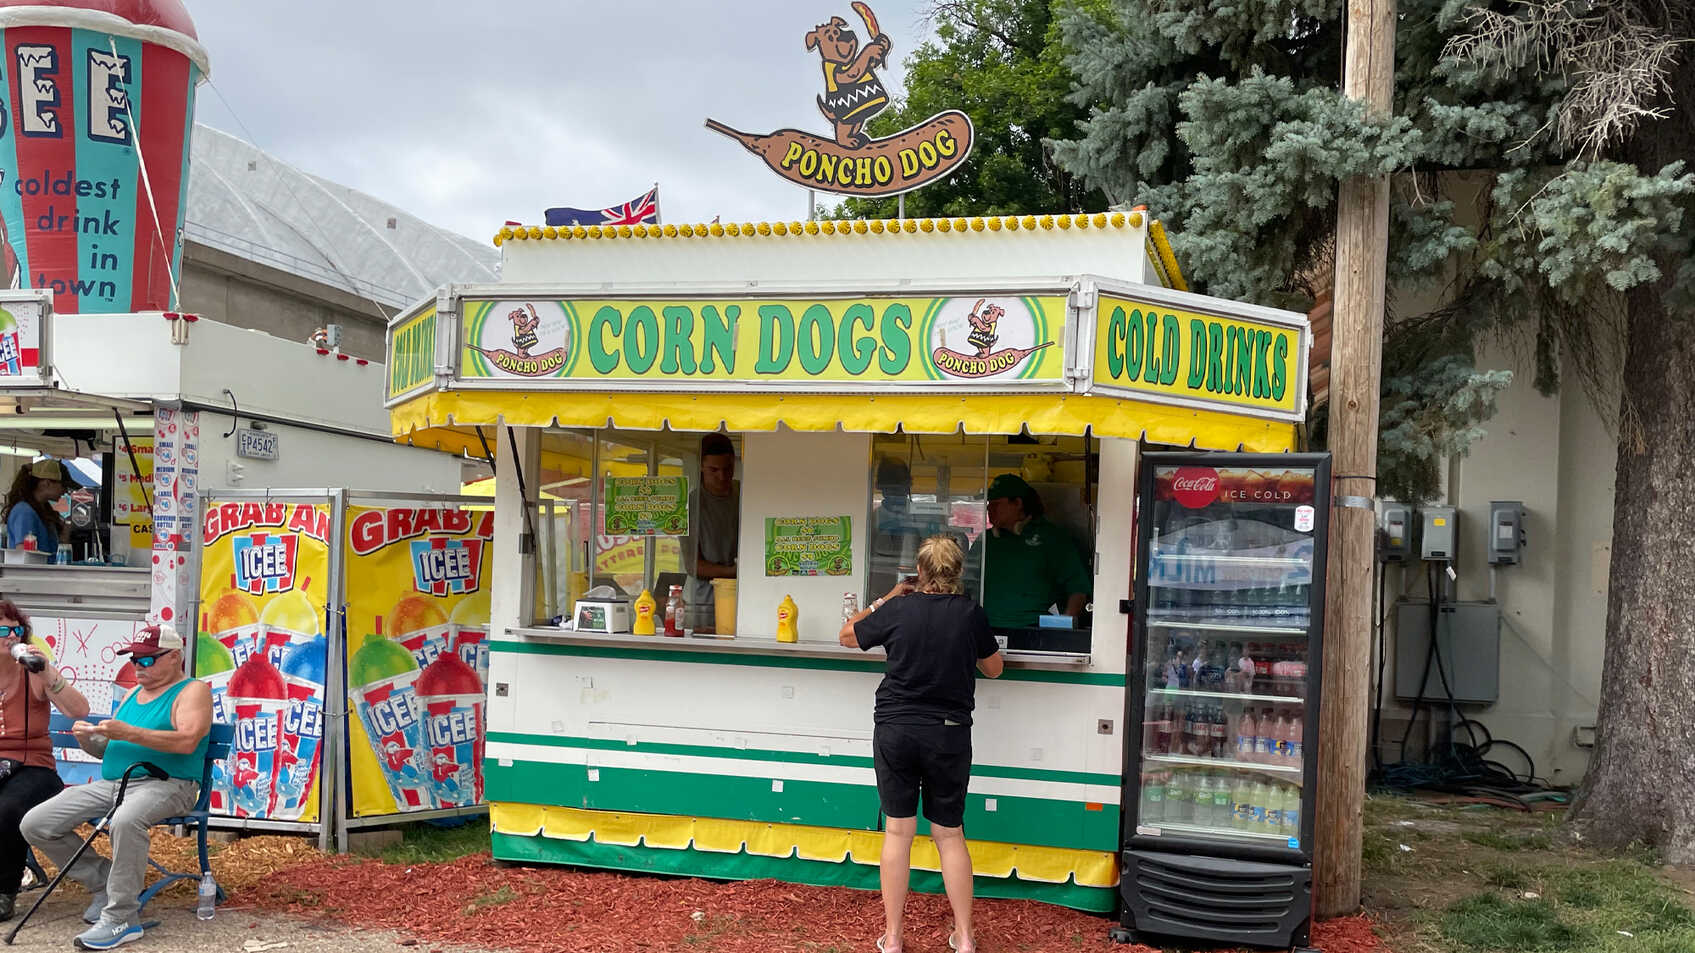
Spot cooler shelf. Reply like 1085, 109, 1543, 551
1145, 753, 1304, 782
1146, 619, 1311, 636
1150, 688, 1305, 705
1135, 820, 1297, 843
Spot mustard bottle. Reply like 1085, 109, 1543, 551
632, 588, 658, 636
776, 595, 799, 643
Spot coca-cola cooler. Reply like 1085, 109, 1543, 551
1117, 452, 1330, 950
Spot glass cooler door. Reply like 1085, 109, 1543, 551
1131, 458, 1325, 854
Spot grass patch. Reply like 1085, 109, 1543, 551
1479, 862, 1529, 889
1441, 893, 1582, 951
1463, 830, 1553, 851
462, 885, 516, 915
378, 820, 491, 864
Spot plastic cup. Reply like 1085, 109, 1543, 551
711, 579, 737, 636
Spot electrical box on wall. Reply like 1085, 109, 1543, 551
1489, 501, 1525, 565
1380, 503, 1412, 562
1421, 506, 1457, 562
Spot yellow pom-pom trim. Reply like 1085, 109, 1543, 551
1128, 211, 1144, 228
1057, 216, 1072, 230
870, 219, 885, 233
1074, 215, 1089, 229
853, 220, 868, 234
663, 224, 677, 237
492, 234, 504, 247
805, 221, 820, 234
987, 217, 1003, 231
757, 222, 772, 235
1039, 216, 1055, 230
543, 226, 559, 239
970, 218, 985, 232
774, 221, 789, 235
1093, 213, 1109, 228
528, 226, 543, 240
821, 221, 837, 235
903, 219, 918, 233
1110, 212, 1126, 227
1021, 215, 1037, 230
920, 219, 935, 232
584, 226, 601, 239
937, 218, 952, 232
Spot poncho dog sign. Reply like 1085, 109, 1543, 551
705, 2, 974, 198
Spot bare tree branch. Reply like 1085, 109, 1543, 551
1443, 0, 1693, 156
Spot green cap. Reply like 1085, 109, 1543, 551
987, 473, 1035, 503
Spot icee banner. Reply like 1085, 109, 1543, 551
0, 5, 208, 312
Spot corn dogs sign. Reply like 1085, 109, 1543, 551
705, 3, 974, 198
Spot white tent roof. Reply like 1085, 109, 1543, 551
185, 124, 499, 310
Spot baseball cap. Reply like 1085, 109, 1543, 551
118, 623, 185, 657
29, 459, 69, 483
986, 473, 1035, 503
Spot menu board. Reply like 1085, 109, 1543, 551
764, 516, 852, 576
602, 476, 689, 536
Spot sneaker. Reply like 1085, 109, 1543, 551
82, 890, 108, 924
0, 893, 14, 922
73, 919, 143, 951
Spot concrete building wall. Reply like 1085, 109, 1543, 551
177, 240, 393, 361
1378, 338, 1615, 786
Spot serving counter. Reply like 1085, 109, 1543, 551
0, 563, 151, 619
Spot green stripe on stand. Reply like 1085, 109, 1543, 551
484, 758, 1121, 852
486, 731, 1120, 787
489, 830, 1118, 914
489, 639, 1127, 686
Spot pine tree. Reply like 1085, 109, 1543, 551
1055, 0, 1694, 859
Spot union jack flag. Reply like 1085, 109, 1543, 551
545, 185, 660, 227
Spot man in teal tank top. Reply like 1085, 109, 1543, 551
21, 624, 211, 950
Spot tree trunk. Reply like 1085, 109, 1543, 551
1568, 54, 1695, 864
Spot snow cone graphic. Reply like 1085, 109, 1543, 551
222, 651, 288, 817
274, 633, 327, 818
195, 618, 237, 813
414, 650, 485, 807
350, 617, 434, 810
257, 586, 319, 666
390, 594, 449, 670
0, 1, 209, 314
448, 590, 491, 690
205, 591, 260, 666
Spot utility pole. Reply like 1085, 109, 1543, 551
1315, 0, 1395, 918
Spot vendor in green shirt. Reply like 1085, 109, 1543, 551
971, 474, 1090, 629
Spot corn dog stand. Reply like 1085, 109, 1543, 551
387, 212, 1309, 911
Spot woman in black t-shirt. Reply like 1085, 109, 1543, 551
840, 535, 1003, 953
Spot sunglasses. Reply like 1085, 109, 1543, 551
133, 649, 177, 669
0, 625, 25, 639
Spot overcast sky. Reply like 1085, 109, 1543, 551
188, 0, 934, 241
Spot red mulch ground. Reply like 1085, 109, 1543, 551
237, 850, 1386, 953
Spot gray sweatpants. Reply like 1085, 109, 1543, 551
20, 776, 200, 925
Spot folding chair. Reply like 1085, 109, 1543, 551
44, 713, 234, 918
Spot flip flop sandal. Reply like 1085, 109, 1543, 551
876, 936, 900, 953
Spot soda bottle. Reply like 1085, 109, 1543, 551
1270, 710, 1291, 767
1192, 773, 1215, 827
1231, 776, 1254, 830
390, 594, 449, 667
1167, 769, 1191, 823
1287, 711, 1305, 769
1235, 708, 1257, 764
0, 304, 22, 376
226, 651, 289, 817
1209, 704, 1228, 759
274, 633, 327, 818
1282, 784, 1302, 835
1265, 782, 1285, 833
349, 619, 434, 811
258, 586, 320, 667
1141, 771, 1165, 823
1249, 780, 1272, 832
1152, 700, 1173, 754
1256, 708, 1278, 764
415, 650, 486, 808
1210, 771, 1232, 828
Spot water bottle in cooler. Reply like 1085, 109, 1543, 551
1141, 771, 1166, 823
1167, 769, 1191, 823
1209, 772, 1232, 828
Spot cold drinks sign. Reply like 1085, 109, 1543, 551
0, 4, 209, 313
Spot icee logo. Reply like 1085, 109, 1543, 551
231, 533, 299, 594
409, 537, 483, 596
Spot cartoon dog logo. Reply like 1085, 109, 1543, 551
966, 299, 1003, 358
705, 2, 974, 198
508, 303, 541, 358
805, 4, 891, 147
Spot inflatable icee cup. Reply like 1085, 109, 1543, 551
0, 0, 209, 312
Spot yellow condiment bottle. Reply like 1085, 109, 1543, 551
776, 595, 799, 643
632, 588, 658, 636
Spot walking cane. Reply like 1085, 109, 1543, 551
5, 762, 167, 944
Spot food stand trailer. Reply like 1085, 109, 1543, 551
385, 211, 1310, 912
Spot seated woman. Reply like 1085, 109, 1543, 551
0, 600, 90, 920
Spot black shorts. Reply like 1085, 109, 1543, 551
872, 722, 972, 828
